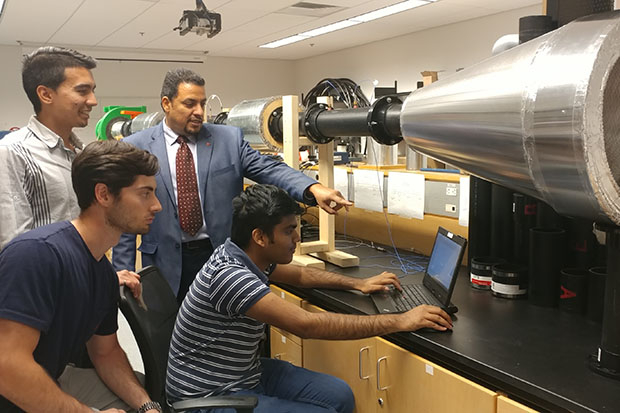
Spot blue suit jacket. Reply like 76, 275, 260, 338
112, 122, 316, 294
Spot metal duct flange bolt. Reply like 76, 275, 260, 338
367, 95, 403, 146
302, 103, 334, 144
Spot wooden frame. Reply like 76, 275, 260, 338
281, 95, 359, 268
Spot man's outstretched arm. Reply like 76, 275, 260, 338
245, 293, 452, 341
271, 264, 402, 294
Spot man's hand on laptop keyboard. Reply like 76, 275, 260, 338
400, 305, 453, 332
356, 271, 402, 294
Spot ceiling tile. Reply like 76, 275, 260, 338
0, 0, 84, 44
98, 1, 195, 48
49, 0, 155, 46
0, 0, 550, 60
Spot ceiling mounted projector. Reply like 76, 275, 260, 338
174, 0, 221, 38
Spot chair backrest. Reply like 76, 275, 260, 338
119, 266, 179, 405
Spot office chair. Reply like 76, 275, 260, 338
119, 265, 258, 413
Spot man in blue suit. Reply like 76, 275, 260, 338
113, 68, 351, 302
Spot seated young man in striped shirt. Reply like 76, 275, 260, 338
166, 184, 453, 412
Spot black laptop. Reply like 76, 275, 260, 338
370, 227, 467, 315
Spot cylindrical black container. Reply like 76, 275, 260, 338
468, 177, 492, 273
512, 193, 537, 265
567, 218, 596, 270
559, 268, 589, 314
490, 184, 513, 260
598, 226, 620, 376
587, 266, 606, 322
519, 15, 556, 44
529, 227, 566, 307
536, 201, 564, 229
492, 264, 528, 299
470, 256, 505, 290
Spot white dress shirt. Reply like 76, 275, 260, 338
162, 120, 208, 242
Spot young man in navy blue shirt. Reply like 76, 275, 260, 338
167, 184, 453, 412
0, 140, 163, 413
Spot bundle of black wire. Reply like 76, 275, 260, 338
303, 78, 371, 108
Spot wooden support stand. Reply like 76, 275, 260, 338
282, 95, 359, 268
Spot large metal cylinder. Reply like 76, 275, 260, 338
226, 96, 283, 151
401, 11, 620, 225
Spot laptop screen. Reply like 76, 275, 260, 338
426, 230, 463, 290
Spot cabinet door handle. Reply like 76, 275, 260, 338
273, 353, 282, 360
359, 346, 370, 380
376, 356, 388, 391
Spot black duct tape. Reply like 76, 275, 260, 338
492, 263, 528, 299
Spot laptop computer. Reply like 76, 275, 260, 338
370, 227, 467, 315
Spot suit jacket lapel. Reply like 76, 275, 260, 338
150, 124, 177, 209
196, 126, 213, 213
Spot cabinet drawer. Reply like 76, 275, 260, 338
376, 338, 496, 413
272, 323, 302, 346
497, 395, 538, 413
271, 327, 302, 367
270, 285, 303, 307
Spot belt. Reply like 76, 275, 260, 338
182, 238, 212, 250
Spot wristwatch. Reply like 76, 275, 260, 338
137, 401, 163, 413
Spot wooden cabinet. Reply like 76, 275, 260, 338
271, 327, 302, 366
375, 338, 496, 413
301, 304, 497, 413
269, 285, 304, 366
497, 395, 539, 413
270, 285, 303, 307
302, 303, 377, 413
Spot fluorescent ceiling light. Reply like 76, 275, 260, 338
259, 0, 436, 49
351, 0, 429, 23
260, 34, 310, 49
300, 19, 361, 37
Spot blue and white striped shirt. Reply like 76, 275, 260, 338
166, 238, 273, 402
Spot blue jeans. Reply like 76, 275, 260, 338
197, 358, 355, 413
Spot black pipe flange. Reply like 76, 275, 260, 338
367, 95, 403, 145
267, 106, 283, 143
302, 103, 334, 144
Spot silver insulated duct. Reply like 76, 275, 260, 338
401, 11, 620, 225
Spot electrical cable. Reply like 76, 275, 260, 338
303, 78, 371, 108
368, 142, 411, 275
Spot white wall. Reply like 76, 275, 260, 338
0, 48, 296, 142
86, 56, 297, 142
293, 5, 540, 98
0, 45, 33, 130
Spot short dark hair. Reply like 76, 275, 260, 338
72, 140, 159, 211
160, 67, 205, 103
22, 46, 97, 113
231, 184, 304, 249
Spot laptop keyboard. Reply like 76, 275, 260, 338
392, 284, 442, 312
